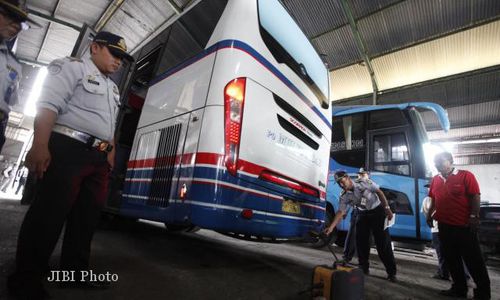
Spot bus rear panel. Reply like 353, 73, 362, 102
117, 0, 331, 240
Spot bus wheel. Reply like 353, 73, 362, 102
164, 223, 199, 233
309, 208, 335, 248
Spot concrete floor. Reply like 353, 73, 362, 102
1, 197, 499, 300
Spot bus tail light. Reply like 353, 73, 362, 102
260, 171, 319, 198
224, 78, 246, 176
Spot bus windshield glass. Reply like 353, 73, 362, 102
258, 0, 329, 108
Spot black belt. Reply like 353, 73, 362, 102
52, 124, 113, 153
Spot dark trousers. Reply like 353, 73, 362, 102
432, 232, 449, 278
343, 208, 358, 261
438, 222, 490, 299
355, 205, 397, 276
0, 113, 7, 151
12, 133, 109, 286
15, 178, 27, 195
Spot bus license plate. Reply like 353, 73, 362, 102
282, 200, 301, 214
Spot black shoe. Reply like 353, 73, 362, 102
7, 274, 50, 300
472, 290, 491, 300
387, 275, 397, 283
439, 288, 467, 298
59, 279, 111, 290
431, 273, 450, 281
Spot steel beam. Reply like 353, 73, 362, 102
339, 0, 378, 104
27, 8, 81, 31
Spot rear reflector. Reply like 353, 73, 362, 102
241, 209, 253, 219
260, 171, 319, 198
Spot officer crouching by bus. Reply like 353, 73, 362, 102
324, 170, 397, 282
7, 31, 133, 299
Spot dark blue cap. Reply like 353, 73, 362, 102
93, 31, 134, 62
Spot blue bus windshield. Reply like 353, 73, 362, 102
258, 0, 329, 106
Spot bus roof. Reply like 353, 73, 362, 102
332, 102, 450, 132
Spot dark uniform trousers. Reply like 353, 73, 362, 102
438, 222, 491, 299
343, 208, 358, 261
0, 112, 8, 150
355, 205, 397, 276
13, 133, 109, 285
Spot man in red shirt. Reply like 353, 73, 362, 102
427, 152, 490, 299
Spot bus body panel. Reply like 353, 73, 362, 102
137, 52, 217, 128
194, 106, 325, 236
206, 0, 332, 137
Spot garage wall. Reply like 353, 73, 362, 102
456, 164, 500, 204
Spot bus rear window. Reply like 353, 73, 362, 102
258, 0, 329, 108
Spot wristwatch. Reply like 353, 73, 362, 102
469, 214, 478, 219
384, 205, 391, 210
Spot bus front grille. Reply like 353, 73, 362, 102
147, 123, 182, 207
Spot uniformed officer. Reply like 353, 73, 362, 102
0, 0, 37, 151
342, 168, 370, 262
324, 170, 397, 282
7, 31, 133, 299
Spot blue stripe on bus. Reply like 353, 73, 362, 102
149, 39, 331, 129
124, 165, 321, 206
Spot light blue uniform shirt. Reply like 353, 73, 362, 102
0, 42, 21, 115
338, 179, 381, 212
37, 57, 120, 141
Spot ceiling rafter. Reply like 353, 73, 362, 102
339, 0, 378, 104
35, 0, 64, 63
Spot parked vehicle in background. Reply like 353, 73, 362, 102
322, 102, 450, 247
479, 203, 500, 259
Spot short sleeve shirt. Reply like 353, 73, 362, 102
37, 57, 121, 141
428, 169, 480, 226
338, 179, 381, 213
0, 42, 21, 114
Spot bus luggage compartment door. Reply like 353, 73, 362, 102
121, 113, 193, 222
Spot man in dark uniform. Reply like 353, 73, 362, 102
0, 0, 37, 151
427, 152, 490, 299
324, 170, 397, 282
7, 31, 133, 299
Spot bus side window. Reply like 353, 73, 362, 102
372, 133, 410, 176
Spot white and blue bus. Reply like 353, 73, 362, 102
325, 102, 449, 244
108, 0, 332, 241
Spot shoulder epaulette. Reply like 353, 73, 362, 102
66, 56, 83, 63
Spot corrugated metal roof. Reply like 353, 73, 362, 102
16, 20, 50, 59
36, 23, 80, 62
282, 0, 347, 38
57, 0, 109, 27
104, 0, 176, 51
330, 63, 372, 100
299, 0, 500, 70
312, 25, 362, 69
420, 100, 500, 131
27, 0, 57, 14
331, 20, 500, 99
373, 20, 500, 90
349, 0, 402, 19
428, 124, 500, 142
